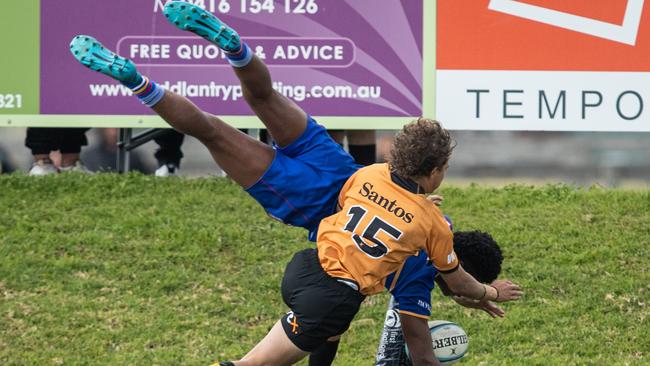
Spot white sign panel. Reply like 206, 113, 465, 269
437, 0, 650, 131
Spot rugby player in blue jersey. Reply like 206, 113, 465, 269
70, 2, 520, 364
373, 229, 505, 366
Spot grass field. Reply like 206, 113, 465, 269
1, 174, 648, 365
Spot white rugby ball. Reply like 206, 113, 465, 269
428, 320, 469, 365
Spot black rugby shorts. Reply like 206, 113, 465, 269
280, 248, 366, 352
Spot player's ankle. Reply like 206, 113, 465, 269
226, 43, 253, 68
129, 76, 165, 108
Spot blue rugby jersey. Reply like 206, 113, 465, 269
383, 215, 452, 318
384, 250, 437, 318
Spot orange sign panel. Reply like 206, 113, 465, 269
437, 0, 650, 71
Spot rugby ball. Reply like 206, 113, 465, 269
428, 320, 468, 365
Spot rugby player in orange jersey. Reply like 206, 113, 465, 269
256, 120, 521, 366
215, 118, 522, 366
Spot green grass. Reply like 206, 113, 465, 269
1, 174, 648, 365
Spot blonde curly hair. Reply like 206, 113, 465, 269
388, 118, 454, 178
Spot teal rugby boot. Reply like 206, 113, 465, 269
163, 1, 241, 52
69, 35, 140, 85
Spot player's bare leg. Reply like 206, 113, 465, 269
151, 92, 273, 187
69, 35, 273, 187
163, 1, 307, 148
231, 55, 307, 147
211, 320, 308, 366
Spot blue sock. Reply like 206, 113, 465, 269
130, 76, 165, 108
226, 43, 253, 68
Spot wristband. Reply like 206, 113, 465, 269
479, 284, 488, 300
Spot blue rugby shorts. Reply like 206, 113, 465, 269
245, 116, 359, 240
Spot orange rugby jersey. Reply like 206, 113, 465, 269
317, 163, 459, 295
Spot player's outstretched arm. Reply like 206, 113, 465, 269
440, 265, 523, 303
401, 315, 442, 366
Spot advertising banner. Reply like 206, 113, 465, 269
4, 1, 649, 131
2, 0, 428, 129
437, 0, 650, 131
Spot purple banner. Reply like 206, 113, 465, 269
41, 0, 423, 116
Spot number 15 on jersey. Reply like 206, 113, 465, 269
343, 206, 402, 259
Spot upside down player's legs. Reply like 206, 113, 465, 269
161, 2, 359, 233
69, 35, 274, 188
163, 1, 308, 148
70, 30, 355, 229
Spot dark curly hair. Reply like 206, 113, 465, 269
388, 118, 454, 178
453, 231, 503, 283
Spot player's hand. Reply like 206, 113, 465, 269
478, 299, 505, 318
491, 279, 523, 302
452, 296, 505, 318
427, 194, 444, 206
